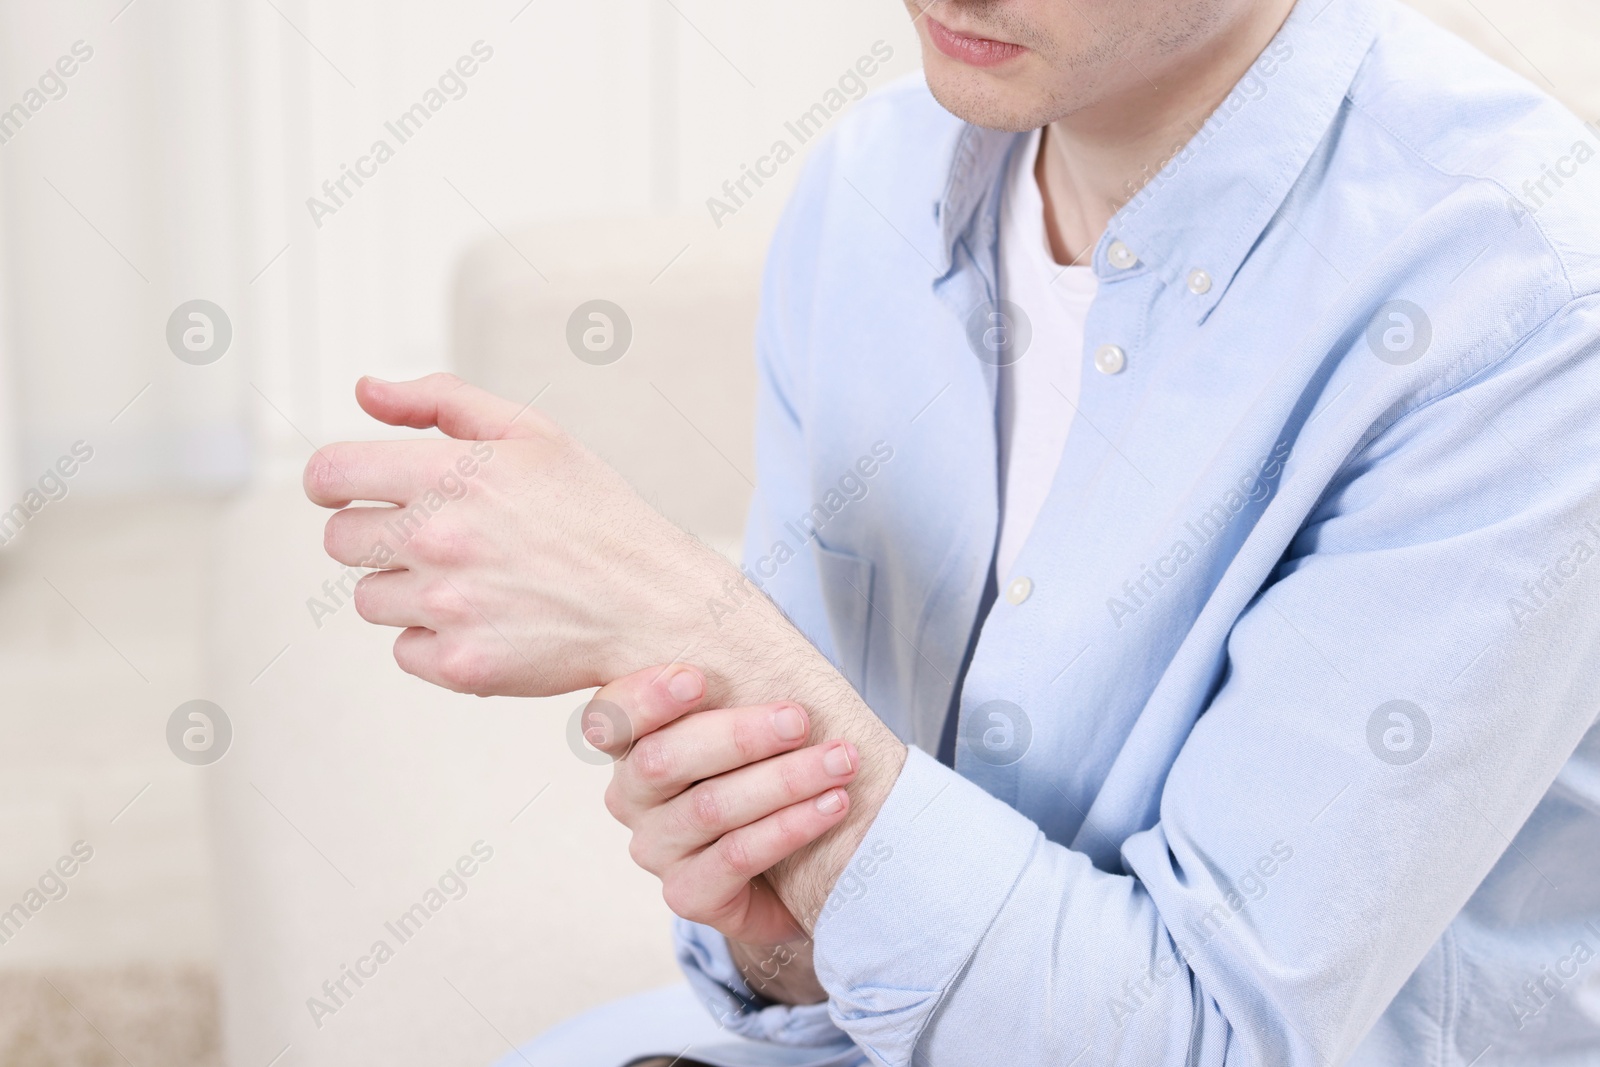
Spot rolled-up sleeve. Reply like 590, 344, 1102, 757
673, 918, 856, 1047
811, 748, 1042, 1059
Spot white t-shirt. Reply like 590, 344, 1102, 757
995, 127, 1098, 581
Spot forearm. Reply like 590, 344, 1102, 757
636, 550, 907, 932
706, 614, 905, 931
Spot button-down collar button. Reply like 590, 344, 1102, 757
1094, 344, 1126, 375
1187, 269, 1213, 295
1006, 576, 1033, 605
1107, 241, 1138, 270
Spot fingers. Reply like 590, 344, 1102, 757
631, 739, 858, 866
584, 664, 708, 760
392, 625, 441, 682
323, 506, 409, 568
390, 625, 507, 696
615, 701, 816, 806
662, 788, 852, 935
304, 439, 455, 508
350, 569, 426, 629
355, 373, 544, 442
697, 875, 809, 948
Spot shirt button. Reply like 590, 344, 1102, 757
1006, 576, 1033, 605
1187, 269, 1213, 295
1106, 241, 1138, 270
1094, 344, 1126, 375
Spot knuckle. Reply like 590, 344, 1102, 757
777, 809, 813, 851
587, 704, 633, 756
321, 514, 344, 557
686, 785, 723, 835
717, 832, 757, 880
437, 643, 491, 695
731, 714, 767, 764
778, 758, 807, 802
391, 630, 431, 681
304, 450, 347, 500
420, 580, 465, 624
630, 736, 674, 786
626, 833, 652, 870
351, 576, 379, 621
660, 879, 698, 920
408, 520, 468, 565
602, 781, 626, 822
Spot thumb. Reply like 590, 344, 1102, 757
355, 372, 543, 440
582, 663, 707, 760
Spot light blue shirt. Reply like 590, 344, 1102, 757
676, 0, 1600, 1063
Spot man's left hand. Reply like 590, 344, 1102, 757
307, 373, 909, 932
306, 373, 733, 697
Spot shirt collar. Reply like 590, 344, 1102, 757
932, 0, 1382, 315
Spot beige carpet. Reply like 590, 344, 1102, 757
0, 967, 220, 1067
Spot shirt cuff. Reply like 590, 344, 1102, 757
674, 916, 857, 1048
812, 746, 1042, 1066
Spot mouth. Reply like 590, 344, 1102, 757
924, 15, 1028, 68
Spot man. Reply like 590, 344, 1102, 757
308, 0, 1600, 1063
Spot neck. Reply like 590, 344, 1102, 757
1036, 0, 1298, 265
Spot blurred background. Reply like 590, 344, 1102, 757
0, 1, 1594, 1064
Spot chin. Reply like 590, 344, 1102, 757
920, 47, 1068, 133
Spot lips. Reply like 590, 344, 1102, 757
925, 15, 1028, 67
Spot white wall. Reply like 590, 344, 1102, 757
0, 1, 1596, 500
0, 0, 919, 497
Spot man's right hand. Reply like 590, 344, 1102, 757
587, 664, 860, 960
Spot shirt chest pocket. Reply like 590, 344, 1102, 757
812, 541, 875, 696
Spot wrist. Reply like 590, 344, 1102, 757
698, 601, 907, 930
644, 546, 909, 931
601, 535, 749, 682
727, 931, 827, 1005
770, 739, 904, 931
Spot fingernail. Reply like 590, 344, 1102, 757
815, 789, 844, 815
773, 705, 807, 741
363, 375, 391, 384
667, 667, 703, 703
822, 741, 854, 777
